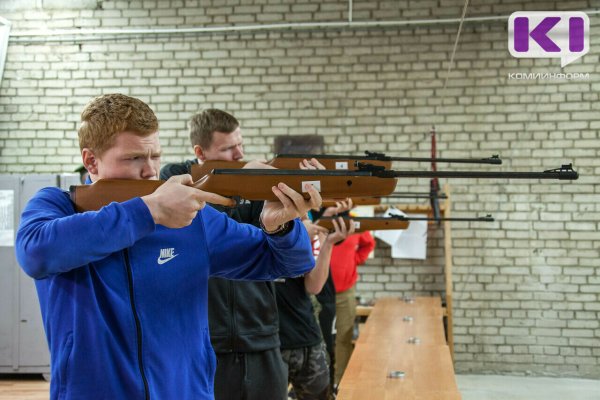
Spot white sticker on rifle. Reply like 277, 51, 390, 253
354, 221, 361, 229
302, 181, 321, 192
335, 161, 348, 170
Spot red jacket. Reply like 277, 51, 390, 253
330, 231, 375, 293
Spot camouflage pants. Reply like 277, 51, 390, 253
281, 342, 330, 400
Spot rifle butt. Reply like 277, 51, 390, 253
70, 179, 164, 212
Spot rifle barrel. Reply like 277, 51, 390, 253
384, 193, 448, 199
215, 164, 579, 180
320, 215, 494, 223
365, 164, 578, 180
395, 215, 494, 222
385, 156, 501, 164
276, 152, 502, 165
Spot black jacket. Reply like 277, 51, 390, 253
161, 160, 280, 353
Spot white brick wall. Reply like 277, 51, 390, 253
0, 0, 598, 378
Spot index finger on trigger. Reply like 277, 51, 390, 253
171, 173, 194, 185
197, 190, 236, 208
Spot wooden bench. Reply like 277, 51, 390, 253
338, 296, 461, 400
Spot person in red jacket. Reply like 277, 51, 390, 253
330, 229, 375, 385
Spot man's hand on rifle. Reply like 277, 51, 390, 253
324, 216, 355, 245
322, 198, 354, 217
302, 218, 329, 239
299, 158, 325, 170
259, 157, 324, 233
260, 183, 322, 233
142, 174, 235, 228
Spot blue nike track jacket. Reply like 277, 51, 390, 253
15, 187, 314, 400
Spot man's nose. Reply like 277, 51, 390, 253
233, 145, 244, 161
141, 159, 158, 179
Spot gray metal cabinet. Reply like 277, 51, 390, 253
0, 174, 58, 374
0, 175, 20, 371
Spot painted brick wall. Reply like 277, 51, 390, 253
0, 0, 598, 378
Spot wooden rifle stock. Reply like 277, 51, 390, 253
271, 156, 391, 171
316, 217, 410, 233
321, 197, 382, 207
316, 214, 494, 232
70, 169, 398, 212
320, 193, 450, 208
199, 169, 396, 200
189, 157, 392, 180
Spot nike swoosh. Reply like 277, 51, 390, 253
157, 254, 179, 265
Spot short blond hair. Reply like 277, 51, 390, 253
78, 94, 159, 156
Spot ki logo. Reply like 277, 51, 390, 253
508, 12, 589, 67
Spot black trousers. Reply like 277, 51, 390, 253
213, 348, 288, 400
316, 273, 336, 391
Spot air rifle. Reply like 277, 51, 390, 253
71, 169, 397, 212
71, 163, 577, 212
189, 152, 503, 179
316, 214, 494, 233
321, 193, 449, 208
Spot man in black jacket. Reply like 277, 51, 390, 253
161, 109, 297, 400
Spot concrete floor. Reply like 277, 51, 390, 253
2, 373, 599, 399
457, 374, 600, 400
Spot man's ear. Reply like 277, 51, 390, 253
193, 145, 206, 161
81, 148, 99, 175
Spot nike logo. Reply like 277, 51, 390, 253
157, 248, 178, 265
